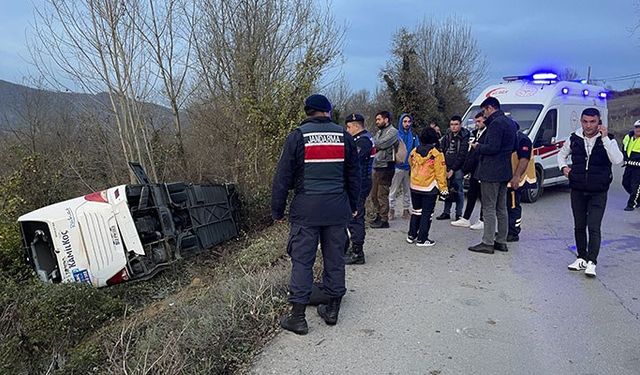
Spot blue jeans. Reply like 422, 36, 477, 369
443, 169, 465, 217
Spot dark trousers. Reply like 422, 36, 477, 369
463, 177, 482, 221
570, 190, 607, 264
507, 188, 522, 236
408, 191, 438, 242
443, 170, 465, 217
371, 168, 394, 220
287, 224, 347, 304
622, 167, 640, 208
348, 183, 371, 246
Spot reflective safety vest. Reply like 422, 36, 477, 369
623, 132, 640, 167
299, 121, 346, 195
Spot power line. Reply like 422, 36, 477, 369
592, 72, 640, 81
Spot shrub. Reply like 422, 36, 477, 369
0, 278, 124, 374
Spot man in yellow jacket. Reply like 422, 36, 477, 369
622, 120, 640, 211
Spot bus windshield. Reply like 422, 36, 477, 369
461, 104, 544, 135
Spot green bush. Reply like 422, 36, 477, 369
0, 278, 124, 374
0, 154, 73, 281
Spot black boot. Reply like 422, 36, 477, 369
371, 214, 381, 225
344, 244, 365, 265
280, 303, 308, 335
317, 297, 342, 326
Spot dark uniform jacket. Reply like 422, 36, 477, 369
353, 130, 375, 195
271, 116, 361, 226
474, 110, 518, 183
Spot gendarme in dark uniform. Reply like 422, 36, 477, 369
344, 113, 375, 265
271, 94, 360, 335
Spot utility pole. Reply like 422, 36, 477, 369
587, 66, 592, 84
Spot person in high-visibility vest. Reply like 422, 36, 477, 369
622, 120, 640, 211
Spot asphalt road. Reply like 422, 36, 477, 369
250, 166, 640, 375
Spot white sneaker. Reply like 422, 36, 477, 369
451, 218, 471, 227
416, 239, 436, 247
470, 221, 484, 230
568, 258, 587, 271
406, 235, 417, 244
585, 261, 597, 277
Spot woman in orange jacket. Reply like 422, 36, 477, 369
407, 127, 448, 246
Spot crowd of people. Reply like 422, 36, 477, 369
271, 93, 634, 335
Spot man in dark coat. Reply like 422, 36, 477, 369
468, 96, 517, 254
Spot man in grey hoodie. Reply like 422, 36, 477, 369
371, 110, 399, 228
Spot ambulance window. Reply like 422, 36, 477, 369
534, 109, 558, 147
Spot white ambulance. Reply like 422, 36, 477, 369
462, 72, 609, 202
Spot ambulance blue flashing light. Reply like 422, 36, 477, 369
598, 92, 607, 99
532, 72, 558, 81
561, 87, 570, 95
582, 89, 590, 96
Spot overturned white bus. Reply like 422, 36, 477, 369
18, 162, 239, 287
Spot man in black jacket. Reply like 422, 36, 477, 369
272, 94, 360, 334
452, 112, 486, 229
436, 115, 469, 221
468, 97, 517, 254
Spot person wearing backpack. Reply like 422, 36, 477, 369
371, 110, 399, 229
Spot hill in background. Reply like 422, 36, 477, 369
608, 88, 640, 136
0, 79, 172, 131
0, 78, 638, 135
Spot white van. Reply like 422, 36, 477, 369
462, 72, 608, 202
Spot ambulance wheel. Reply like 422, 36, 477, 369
522, 168, 543, 203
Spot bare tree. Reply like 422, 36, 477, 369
30, 0, 161, 183
189, 0, 344, 187
325, 74, 352, 122
383, 18, 486, 126
559, 67, 579, 81
130, 0, 195, 175
414, 17, 487, 95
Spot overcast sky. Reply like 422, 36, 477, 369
2, 1, 640, 96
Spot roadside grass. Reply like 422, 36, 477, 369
1, 223, 292, 374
